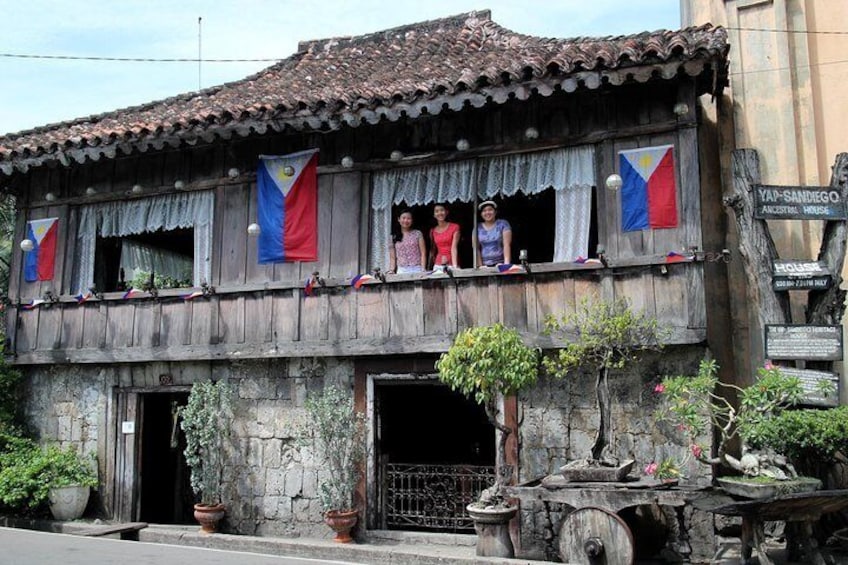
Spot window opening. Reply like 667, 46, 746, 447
95, 228, 194, 292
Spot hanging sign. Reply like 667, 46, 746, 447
765, 324, 843, 361
772, 260, 832, 291
773, 366, 839, 407
754, 185, 847, 220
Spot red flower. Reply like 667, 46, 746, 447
644, 462, 658, 476
654, 383, 665, 393
691, 444, 703, 458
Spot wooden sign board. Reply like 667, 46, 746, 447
772, 260, 832, 291
774, 367, 839, 407
754, 185, 847, 220
765, 324, 843, 361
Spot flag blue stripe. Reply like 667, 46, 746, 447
257, 160, 287, 263
620, 155, 649, 231
24, 223, 40, 282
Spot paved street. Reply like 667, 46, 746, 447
0, 527, 358, 565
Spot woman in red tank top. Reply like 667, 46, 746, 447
429, 203, 460, 268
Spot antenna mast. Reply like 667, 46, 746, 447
197, 16, 202, 91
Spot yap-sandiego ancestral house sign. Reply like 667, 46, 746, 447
773, 366, 840, 407
765, 324, 844, 361
754, 185, 847, 220
772, 260, 833, 291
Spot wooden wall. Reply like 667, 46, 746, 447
8, 78, 713, 363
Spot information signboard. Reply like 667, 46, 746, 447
772, 260, 832, 291
754, 185, 847, 220
765, 324, 843, 361
774, 366, 840, 407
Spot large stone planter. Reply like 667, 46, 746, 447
559, 459, 635, 482
466, 504, 517, 558
48, 485, 90, 521
716, 477, 822, 499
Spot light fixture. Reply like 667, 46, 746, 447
605, 174, 623, 191
228, 167, 240, 179
341, 156, 354, 168
20, 239, 34, 252
45, 192, 56, 202
596, 243, 606, 256
390, 150, 404, 161
456, 139, 470, 152
131, 184, 143, 194
174, 180, 185, 190
85, 187, 97, 196
673, 102, 689, 117
524, 127, 539, 140
247, 223, 261, 236
519, 249, 528, 261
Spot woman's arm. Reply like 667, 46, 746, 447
502, 227, 512, 265
450, 227, 460, 267
388, 241, 397, 273
418, 231, 427, 269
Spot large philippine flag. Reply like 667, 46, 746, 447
257, 149, 319, 263
619, 145, 678, 232
24, 218, 59, 282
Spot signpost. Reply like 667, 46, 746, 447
772, 260, 832, 291
754, 185, 847, 220
764, 324, 843, 361
773, 366, 839, 407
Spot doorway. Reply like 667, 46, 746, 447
138, 391, 194, 524
372, 379, 495, 532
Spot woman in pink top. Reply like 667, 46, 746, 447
388, 209, 427, 274
429, 203, 460, 268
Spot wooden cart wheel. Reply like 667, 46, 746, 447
558, 506, 635, 565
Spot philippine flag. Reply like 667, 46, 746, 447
257, 149, 319, 263
619, 145, 678, 232
350, 274, 375, 289
24, 218, 59, 282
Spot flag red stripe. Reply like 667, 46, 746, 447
37, 221, 58, 281
283, 152, 319, 262
647, 150, 678, 229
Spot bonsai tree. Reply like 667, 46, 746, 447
653, 359, 834, 479
179, 380, 233, 507
436, 323, 539, 506
543, 298, 664, 467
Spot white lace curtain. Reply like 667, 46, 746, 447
369, 146, 595, 268
72, 191, 214, 293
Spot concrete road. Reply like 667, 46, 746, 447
0, 527, 359, 565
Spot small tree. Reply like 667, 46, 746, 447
304, 385, 366, 513
179, 380, 233, 506
543, 298, 664, 465
436, 323, 539, 505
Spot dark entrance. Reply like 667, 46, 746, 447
376, 381, 495, 532
138, 392, 194, 524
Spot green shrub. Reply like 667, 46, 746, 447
0, 439, 97, 511
745, 406, 848, 464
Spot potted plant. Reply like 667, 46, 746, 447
304, 384, 366, 543
653, 359, 834, 497
0, 438, 97, 520
178, 380, 233, 532
436, 323, 539, 558
543, 298, 664, 481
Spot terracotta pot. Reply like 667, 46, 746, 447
193, 502, 226, 533
324, 509, 358, 543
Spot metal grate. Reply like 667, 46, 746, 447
383, 463, 495, 532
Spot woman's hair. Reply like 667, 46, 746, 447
392, 208, 414, 243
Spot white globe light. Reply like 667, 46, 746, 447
247, 223, 262, 236
174, 180, 185, 190
20, 239, 34, 252
524, 127, 539, 140
456, 139, 470, 151
228, 168, 240, 178
341, 156, 354, 168
131, 184, 143, 194
605, 174, 623, 191
390, 150, 404, 161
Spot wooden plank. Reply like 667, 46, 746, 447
500, 279, 528, 330
106, 303, 136, 348
359, 172, 372, 271
159, 301, 191, 347
244, 292, 272, 343
534, 276, 567, 324
422, 283, 447, 335
60, 305, 84, 350
245, 181, 273, 284
117, 391, 138, 522
445, 283, 458, 335
686, 263, 707, 329
389, 285, 423, 338
328, 172, 362, 278
456, 280, 478, 330
35, 305, 62, 350
217, 295, 246, 344
81, 303, 108, 349
653, 267, 691, 330
189, 298, 218, 345
328, 290, 355, 341
356, 288, 389, 339
217, 183, 249, 286
678, 122, 703, 252
299, 293, 329, 342
614, 272, 656, 319
271, 290, 300, 343
132, 302, 161, 348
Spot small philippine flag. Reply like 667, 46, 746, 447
181, 289, 204, 301
350, 274, 375, 289
22, 298, 46, 310
497, 264, 525, 274
665, 251, 694, 264
574, 257, 602, 265
304, 277, 315, 297
619, 145, 678, 232
122, 287, 144, 300
75, 292, 93, 304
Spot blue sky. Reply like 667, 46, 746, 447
0, 1, 680, 136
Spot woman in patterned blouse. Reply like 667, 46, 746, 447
388, 209, 427, 274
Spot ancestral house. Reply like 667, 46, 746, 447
0, 11, 730, 559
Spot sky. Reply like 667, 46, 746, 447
0, 1, 680, 136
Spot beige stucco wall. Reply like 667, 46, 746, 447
683, 0, 848, 403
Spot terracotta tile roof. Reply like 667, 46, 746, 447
0, 10, 728, 174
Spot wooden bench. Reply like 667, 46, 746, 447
77, 522, 148, 540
